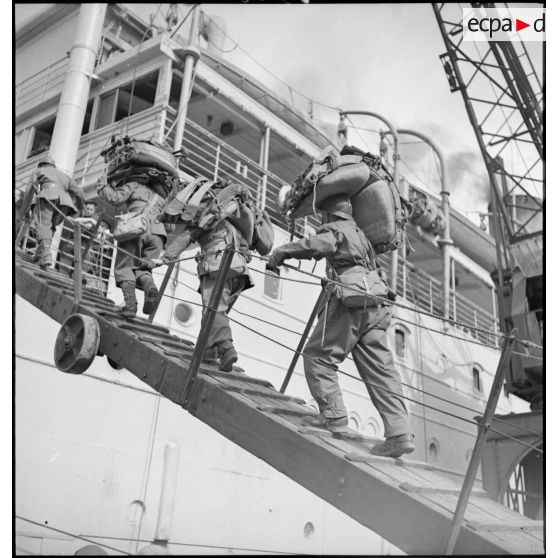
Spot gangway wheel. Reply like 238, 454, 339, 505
54, 314, 100, 374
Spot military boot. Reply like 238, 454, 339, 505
119, 281, 138, 318
370, 434, 415, 458
219, 345, 238, 372
36, 239, 52, 269
301, 413, 349, 434
137, 274, 159, 315
202, 346, 220, 368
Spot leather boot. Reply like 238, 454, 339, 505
137, 274, 159, 315
370, 434, 415, 458
119, 281, 138, 318
301, 413, 349, 433
202, 346, 220, 368
37, 239, 52, 269
219, 346, 238, 372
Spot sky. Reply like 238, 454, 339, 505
124, 2, 542, 219
13, 2, 543, 218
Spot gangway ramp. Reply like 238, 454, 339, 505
15, 255, 544, 555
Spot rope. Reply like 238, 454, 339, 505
169, 4, 200, 39
245, 250, 542, 349
155, 271, 523, 419
156, 288, 542, 455
15, 516, 131, 555
35, 196, 218, 268
125, 5, 164, 132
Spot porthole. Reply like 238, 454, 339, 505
437, 354, 448, 374
364, 418, 380, 438
174, 302, 194, 325
428, 439, 440, 462
348, 413, 361, 433
303, 522, 315, 538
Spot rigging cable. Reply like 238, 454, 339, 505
15, 516, 131, 555
156, 288, 542, 455
158, 271, 543, 438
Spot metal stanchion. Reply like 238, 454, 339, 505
280, 289, 326, 393
72, 221, 83, 312
148, 262, 176, 323
444, 329, 518, 554
80, 214, 104, 263
178, 246, 234, 407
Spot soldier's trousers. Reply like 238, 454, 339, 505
33, 200, 61, 242
200, 274, 245, 355
303, 296, 412, 438
114, 231, 165, 287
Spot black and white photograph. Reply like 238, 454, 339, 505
13, 2, 545, 555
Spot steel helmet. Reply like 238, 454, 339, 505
317, 194, 353, 219
38, 156, 56, 167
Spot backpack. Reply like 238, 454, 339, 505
251, 207, 274, 256
283, 145, 409, 255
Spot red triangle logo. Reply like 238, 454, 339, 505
516, 18, 530, 32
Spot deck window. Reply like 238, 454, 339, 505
473, 367, 482, 392
29, 117, 56, 158
428, 440, 440, 462
95, 71, 159, 130
264, 268, 282, 302
394, 328, 406, 359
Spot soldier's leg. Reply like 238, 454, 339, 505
32, 200, 55, 268
200, 275, 236, 370
33, 200, 54, 242
114, 238, 140, 317
302, 297, 359, 422
352, 306, 412, 439
135, 233, 165, 314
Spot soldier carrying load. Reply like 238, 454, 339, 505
148, 177, 274, 372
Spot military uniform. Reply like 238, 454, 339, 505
97, 179, 167, 316
31, 160, 84, 268
163, 209, 254, 370
270, 195, 414, 457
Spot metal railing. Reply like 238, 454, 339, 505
15, 106, 165, 192
16, 57, 70, 113
15, 102, 498, 345
17, 213, 116, 298
163, 109, 319, 236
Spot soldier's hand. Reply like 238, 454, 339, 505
268, 249, 286, 269
143, 258, 164, 270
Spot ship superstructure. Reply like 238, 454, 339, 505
15, 4, 543, 555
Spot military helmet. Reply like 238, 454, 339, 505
38, 156, 56, 167
317, 194, 353, 219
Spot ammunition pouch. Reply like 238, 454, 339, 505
331, 266, 388, 308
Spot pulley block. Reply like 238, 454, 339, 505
53, 313, 100, 374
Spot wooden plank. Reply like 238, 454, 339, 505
187, 375, 522, 555
400, 482, 489, 497
468, 520, 543, 533
15, 259, 544, 556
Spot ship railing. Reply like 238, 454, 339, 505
15, 102, 498, 345
162, 108, 319, 237
17, 217, 116, 298
15, 56, 70, 114
378, 251, 498, 346
15, 106, 165, 194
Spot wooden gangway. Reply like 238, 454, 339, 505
15, 255, 544, 555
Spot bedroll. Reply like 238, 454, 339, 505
284, 146, 407, 254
